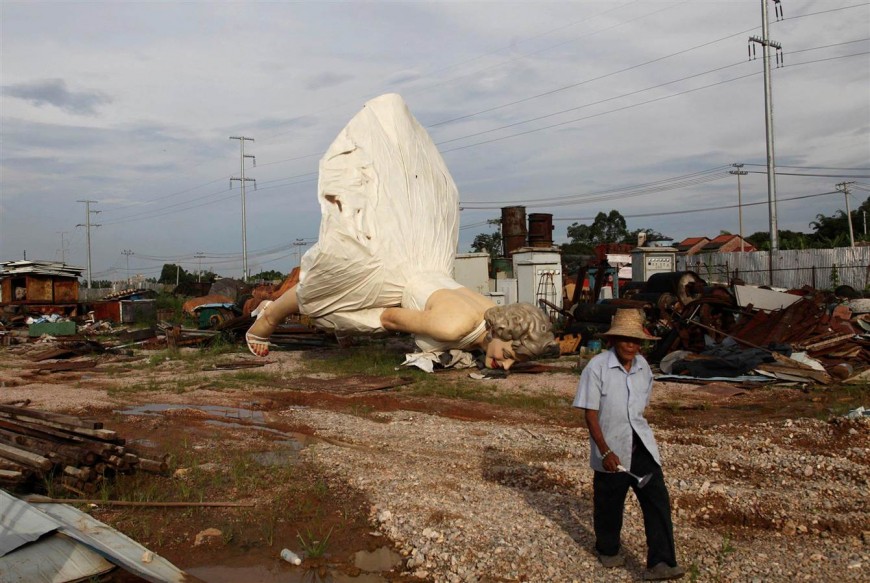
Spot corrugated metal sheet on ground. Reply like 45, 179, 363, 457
0, 489, 59, 556
35, 502, 196, 583
0, 532, 114, 583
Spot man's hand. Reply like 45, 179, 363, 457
603, 452, 621, 473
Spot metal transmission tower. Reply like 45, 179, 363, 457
229, 136, 257, 281
748, 0, 784, 253
122, 249, 134, 285
76, 200, 101, 288
729, 164, 749, 254
836, 181, 856, 248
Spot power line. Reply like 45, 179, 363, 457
553, 189, 841, 222
460, 166, 730, 208
439, 50, 869, 154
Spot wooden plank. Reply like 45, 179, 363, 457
0, 412, 118, 442
0, 442, 53, 471
0, 404, 103, 429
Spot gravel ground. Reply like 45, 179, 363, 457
281, 378, 869, 582
1, 342, 868, 582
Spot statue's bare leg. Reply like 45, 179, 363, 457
245, 287, 300, 356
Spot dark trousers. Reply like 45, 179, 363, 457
592, 433, 677, 568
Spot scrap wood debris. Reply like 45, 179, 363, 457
0, 404, 169, 495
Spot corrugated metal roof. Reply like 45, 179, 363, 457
0, 260, 85, 278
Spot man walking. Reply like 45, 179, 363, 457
573, 309, 684, 580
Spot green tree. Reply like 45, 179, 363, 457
250, 270, 285, 282
566, 210, 629, 254
471, 231, 503, 260
623, 228, 671, 246
158, 264, 192, 285
809, 195, 870, 245
746, 229, 816, 251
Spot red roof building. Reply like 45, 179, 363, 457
675, 237, 710, 255
702, 234, 756, 253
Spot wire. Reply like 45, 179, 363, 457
554, 190, 841, 222
745, 171, 870, 178
460, 166, 730, 207
439, 50, 870, 154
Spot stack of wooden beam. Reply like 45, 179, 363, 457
0, 403, 167, 495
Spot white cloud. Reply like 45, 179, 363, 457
1, 1, 867, 277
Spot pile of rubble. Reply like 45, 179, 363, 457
567, 272, 869, 384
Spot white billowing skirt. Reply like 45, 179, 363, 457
296, 94, 462, 346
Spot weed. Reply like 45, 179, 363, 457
297, 526, 333, 558
261, 514, 278, 547
687, 562, 701, 582
222, 524, 235, 545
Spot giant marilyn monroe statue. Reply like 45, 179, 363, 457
246, 94, 559, 370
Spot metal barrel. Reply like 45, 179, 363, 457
501, 206, 527, 257
527, 213, 554, 247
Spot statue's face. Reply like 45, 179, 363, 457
485, 337, 519, 370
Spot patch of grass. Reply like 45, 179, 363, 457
304, 343, 417, 377
209, 370, 288, 391
297, 525, 333, 558
687, 562, 702, 582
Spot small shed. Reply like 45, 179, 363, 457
0, 260, 83, 316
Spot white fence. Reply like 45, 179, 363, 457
677, 247, 870, 290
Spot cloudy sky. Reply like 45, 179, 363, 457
2, 0, 868, 281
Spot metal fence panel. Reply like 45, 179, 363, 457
677, 247, 870, 290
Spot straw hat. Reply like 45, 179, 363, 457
602, 308, 659, 340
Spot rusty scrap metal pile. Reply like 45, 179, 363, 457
566, 271, 870, 384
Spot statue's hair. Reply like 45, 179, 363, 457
483, 303, 560, 360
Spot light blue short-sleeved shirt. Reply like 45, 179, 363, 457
573, 348, 661, 472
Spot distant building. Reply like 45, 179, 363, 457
675, 237, 710, 255
0, 260, 83, 316
701, 234, 756, 253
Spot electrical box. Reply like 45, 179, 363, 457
512, 248, 563, 312
631, 247, 677, 282
454, 253, 490, 295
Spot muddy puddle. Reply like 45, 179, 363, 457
116, 403, 268, 423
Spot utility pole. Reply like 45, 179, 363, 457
292, 238, 308, 269
729, 164, 749, 254
122, 249, 134, 285
76, 200, 100, 289
229, 136, 256, 281
195, 251, 205, 283
748, 0, 783, 284
837, 182, 856, 248
57, 231, 68, 264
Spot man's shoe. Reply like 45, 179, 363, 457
643, 562, 685, 580
597, 552, 625, 568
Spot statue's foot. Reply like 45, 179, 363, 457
246, 300, 275, 357
245, 331, 271, 357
